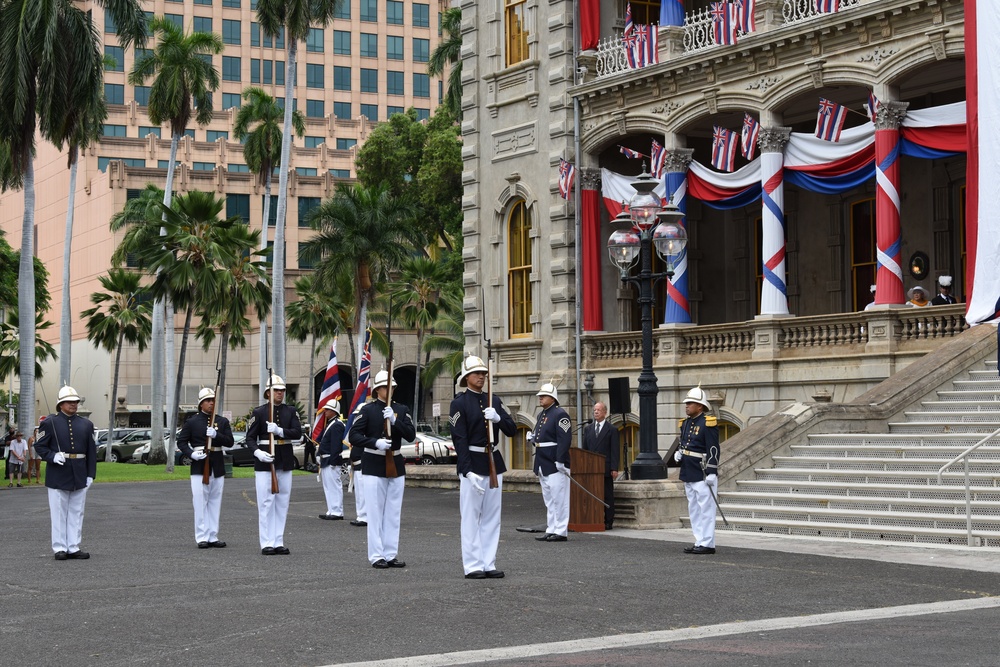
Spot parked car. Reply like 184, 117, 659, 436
228, 433, 312, 469
96, 429, 151, 463
96, 428, 140, 446
400, 433, 456, 465
131, 430, 240, 466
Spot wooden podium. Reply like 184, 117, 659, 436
569, 448, 606, 532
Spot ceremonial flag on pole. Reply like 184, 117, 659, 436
558, 159, 576, 199
815, 98, 849, 142
741, 113, 761, 160
711, 125, 739, 172
814, 0, 839, 13
624, 2, 634, 36
650, 140, 667, 179
342, 329, 373, 442
711, 2, 738, 46
864, 90, 880, 123
660, 0, 685, 27
310, 339, 342, 441
619, 145, 646, 160
735, 0, 756, 33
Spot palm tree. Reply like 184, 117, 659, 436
301, 183, 420, 365
128, 16, 222, 460
81, 269, 152, 462
287, 275, 345, 424
233, 86, 304, 399
255, 0, 342, 378
0, 308, 58, 382
0, 0, 146, 435
428, 7, 462, 120
420, 290, 465, 398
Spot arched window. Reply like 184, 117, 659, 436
508, 200, 533, 337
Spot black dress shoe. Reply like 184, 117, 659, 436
604, 524, 613, 531
372, 559, 389, 569
683, 545, 697, 554
273, 546, 290, 555
320, 514, 344, 520
484, 570, 505, 579
261, 547, 276, 555
67, 550, 90, 559
208, 541, 226, 548
465, 571, 486, 579
689, 546, 716, 555
350, 520, 367, 527
198, 541, 210, 549
535, 533, 553, 541
54, 551, 68, 561
387, 558, 406, 568
545, 534, 567, 542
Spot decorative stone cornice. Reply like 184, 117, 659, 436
579, 168, 602, 190
663, 148, 694, 174
758, 127, 791, 154
874, 100, 909, 131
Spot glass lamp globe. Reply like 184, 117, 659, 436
652, 220, 688, 262
608, 228, 641, 271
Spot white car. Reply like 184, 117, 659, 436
400, 433, 456, 465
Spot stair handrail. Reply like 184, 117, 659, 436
935, 426, 1000, 547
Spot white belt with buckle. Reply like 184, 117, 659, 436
62, 453, 87, 459
364, 448, 390, 456
469, 445, 493, 453
680, 449, 705, 459
257, 440, 292, 445
536, 441, 557, 448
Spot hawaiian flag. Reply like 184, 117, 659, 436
864, 90, 880, 123
622, 16, 658, 68
814, 0, 838, 13
660, 0, 685, 27
650, 140, 667, 179
619, 145, 646, 160
310, 339, 342, 441
711, 125, 739, 172
741, 113, 761, 160
342, 329, 372, 444
711, 2, 738, 46
815, 98, 849, 142
734, 0, 755, 33
558, 159, 576, 199
624, 2, 634, 36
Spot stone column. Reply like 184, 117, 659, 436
663, 148, 694, 324
874, 101, 909, 305
758, 127, 791, 316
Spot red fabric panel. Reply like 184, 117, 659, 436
582, 188, 604, 331
901, 125, 968, 153
580, 0, 600, 51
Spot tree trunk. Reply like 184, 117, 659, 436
413, 328, 423, 426
166, 302, 195, 473
107, 329, 124, 463
258, 172, 272, 402
166, 298, 176, 459
59, 153, 79, 387
308, 332, 317, 425
18, 158, 36, 435
272, 37, 298, 379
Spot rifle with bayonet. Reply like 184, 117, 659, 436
383, 296, 399, 478
264, 335, 278, 494
482, 289, 498, 489
202, 343, 223, 485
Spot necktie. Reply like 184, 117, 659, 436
596, 422, 601, 437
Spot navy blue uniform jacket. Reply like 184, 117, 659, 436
677, 413, 720, 483
246, 402, 302, 472
177, 411, 234, 478
349, 398, 415, 477
449, 390, 516, 477
319, 419, 347, 468
34, 412, 97, 491
532, 405, 572, 476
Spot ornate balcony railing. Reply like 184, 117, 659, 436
782, 0, 865, 26
682, 5, 720, 54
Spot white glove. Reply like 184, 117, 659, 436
465, 472, 486, 495
382, 406, 396, 425
375, 438, 392, 451
526, 431, 535, 442
191, 449, 207, 461
317, 474, 322, 483
674, 449, 682, 463
205, 426, 218, 439
53, 452, 66, 465
254, 449, 274, 463
705, 474, 718, 486
555, 462, 570, 477
266, 422, 284, 438
483, 407, 501, 423
86, 477, 93, 488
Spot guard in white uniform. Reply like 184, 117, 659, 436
674, 386, 720, 555
318, 399, 346, 520
450, 356, 517, 579
348, 370, 415, 569
34, 386, 97, 560
529, 383, 573, 542
176, 388, 234, 548
348, 403, 368, 527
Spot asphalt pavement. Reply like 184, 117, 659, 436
2, 475, 1000, 666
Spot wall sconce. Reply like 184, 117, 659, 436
908, 251, 929, 280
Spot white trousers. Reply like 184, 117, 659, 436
539, 472, 570, 537
255, 470, 293, 548
48, 487, 88, 553
320, 465, 344, 516
460, 474, 503, 574
190, 474, 224, 543
685, 478, 717, 548
352, 469, 367, 521
361, 474, 404, 563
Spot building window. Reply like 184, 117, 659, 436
415, 108, 430, 121
250, 58, 260, 83
387, 105, 404, 118
306, 63, 324, 88
139, 126, 160, 138
413, 3, 430, 28
227, 194, 250, 224
105, 83, 124, 105
164, 13, 183, 28
511, 427, 532, 470
334, 66, 351, 91
627, 1, 660, 24
184, 129, 196, 139
334, 2, 350, 19
304, 136, 324, 149
296, 167, 317, 176
307, 28, 324, 52
306, 99, 325, 118
105, 46, 124, 72
361, 0, 377, 22
361, 68, 378, 94
263, 26, 285, 49
298, 243, 316, 269
207, 130, 229, 142
193, 16, 212, 33
438, 79, 444, 103
194, 0, 212, 5
360, 33, 378, 58
850, 198, 877, 311
262, 196, 278, 223
222, 92, 241, 109
298, 197, 321, 227
413, 38, 429, 63
264, 60, 273, 84
134, 86, 151, 106
193, 162, 216, 171
158, 160, 170, 169
505, 0, 530, 67
333, 101, 351, 119
98, 157, 145, 171
336, 138, 357, 150
222, 19, 241, 44
103, 124, 127, 137
228, 163, 249, 173
386, 71, 404, 96
333, 30, 351, 55
413, 73, 430, 98
251, 22, 260, 46
104, 8, 118, 33
508, 200, 533, 337
223, 0, 240, 7
360, 104, 378, 122
387, 1, 404, 25
222, 56, 241, 81
386, 35, 404, 61
330, 168, 350, 178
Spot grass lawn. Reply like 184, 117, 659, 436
24, 462, 315, 484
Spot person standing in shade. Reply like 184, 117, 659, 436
8, 431, 27, 487
932, 275, 958, 305
318, 399, 346, 521
34, 386, 97, 560
450, 356, 516, 579
176, 387, 234, 549
349, 370, 415, 569
26, 418, 43, 484
581, 402, 620, 530
674, 386, 720, 555
529, 383, 573, 542
246, 375, 302, 555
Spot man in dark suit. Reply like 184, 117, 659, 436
581, 402, 620, 530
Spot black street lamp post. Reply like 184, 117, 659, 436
607, 167, 687, 480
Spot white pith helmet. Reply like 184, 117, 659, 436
537, 383, 559, 402
372, 370, 397, 390
683, 386, 711, 410
321, 399, 341, 415
57, 385, 82, 407
458, 355, 489, 387
198, 387, 216, 405
265, 374, 286, 392
938, 275, 953, 288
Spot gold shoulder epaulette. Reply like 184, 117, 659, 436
677, 418, 685, 428
705, 415, 718, 427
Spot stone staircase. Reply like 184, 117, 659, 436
696, 360, 1000, 547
